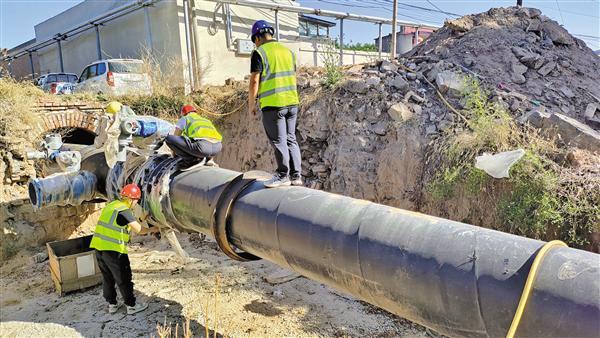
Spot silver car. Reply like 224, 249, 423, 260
74, 59, 152, 95
38, 73, 78, 94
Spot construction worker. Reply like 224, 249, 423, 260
90, 183, 155, 315
248, 20, 303, 188
165, 105, 222, 170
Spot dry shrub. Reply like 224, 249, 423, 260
0, 77, 46, 143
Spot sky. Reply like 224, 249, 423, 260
1, 0, 599, 51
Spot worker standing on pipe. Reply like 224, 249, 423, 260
248, 20, 303, 188
89, 183, 156, 315
165, 104, 222, 171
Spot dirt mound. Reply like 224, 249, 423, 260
407, 6, 600, 126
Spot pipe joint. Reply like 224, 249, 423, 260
211, 172, 265, 261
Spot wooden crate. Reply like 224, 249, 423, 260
47, 235, 102, 296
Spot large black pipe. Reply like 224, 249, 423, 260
166, 167, 600, 338
28, 156, 600, 337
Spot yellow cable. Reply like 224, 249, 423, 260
506, 240, 568, 338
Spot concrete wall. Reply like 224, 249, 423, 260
190, 0, 300, 86
34, 0, 182, 80
294, 37, 379, 67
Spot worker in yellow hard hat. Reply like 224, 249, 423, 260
105, 101, 123, 115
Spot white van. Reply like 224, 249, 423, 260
74, 59, 152, 95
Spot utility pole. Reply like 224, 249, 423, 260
391, 0, 398, 59
517, 0, 522, 6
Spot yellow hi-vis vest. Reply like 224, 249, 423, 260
256, 41, 299, 108
183, 112, 223, 141
89, 200, 131, 254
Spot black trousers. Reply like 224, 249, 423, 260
95, 250, 136, 307
261, 105, 302, 179
165, 135, 222, 164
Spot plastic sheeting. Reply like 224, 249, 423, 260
28, 171, 97, 209
475, 149, 526, 178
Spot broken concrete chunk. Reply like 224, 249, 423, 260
537, 61, 556, 76
404, 90, 425, 104
584, 103, 598, 120
370, 122, 388, 136
425, 124, 438, 135
549, 113, 600, 152
380, 60, 398, 73
512, 62, 528, 75
525, 111, 600, 152
344, 79, 368, 94
366, 76, 380, 87
520, 110, 551, 126
312, 164, 328, 173
511, 73, 527, 84
559, 86, 575, 99
511, 46, 529, 59
529, 8, 542, 18
406, 72, 418, 81
390, 76, 409, 90
511, 62, 528, 84
388, 102, 413, 122
445, 17, 474, 32
542, 21, 574, 45
435, 71, 465, 97
521, 54, 545, 69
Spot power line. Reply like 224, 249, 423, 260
426, 0, 445, 13
378, 0, 461, 17
573, 33, 600, 40
555, 0, 565, 25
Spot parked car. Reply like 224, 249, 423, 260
37, 73, 78, 94
74, 59, 152, 95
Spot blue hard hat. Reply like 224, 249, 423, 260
251, 20, 274, 42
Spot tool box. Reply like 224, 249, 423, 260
46, 235, 102, 296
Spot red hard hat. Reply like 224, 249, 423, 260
121, 183, 141, 200
180, 105, 196, 116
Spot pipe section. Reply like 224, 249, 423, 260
28, 171, 97, 209
164, 167, 600, 338
28, 153, 600, 337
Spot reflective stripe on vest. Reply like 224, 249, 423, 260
257, 42, 299, 108
89, 200, 131, 254
183, 113, 223, 141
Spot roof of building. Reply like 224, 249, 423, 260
9, 38, 37, 53
299, 14, 336, 27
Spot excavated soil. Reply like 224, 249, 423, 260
0, 228, 431, 337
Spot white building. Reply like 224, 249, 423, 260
24, 0, 380, 88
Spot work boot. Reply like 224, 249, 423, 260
290, 177, 303, 186
264, 175, 291, 188
127, 302, 148, 315
108, 303, 122, 314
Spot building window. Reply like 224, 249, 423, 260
299, 15, 335, 38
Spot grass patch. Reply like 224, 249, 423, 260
427, 77, 599, 248
320, 42, 343, 88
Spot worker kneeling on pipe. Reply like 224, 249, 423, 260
165, 104, 223, 171
89, 183, 157, 315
